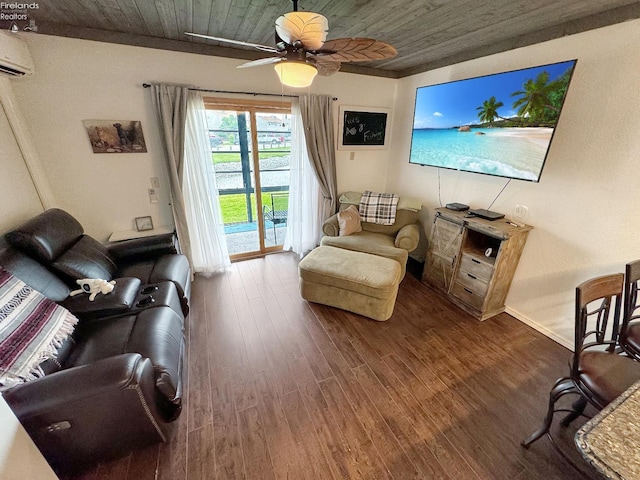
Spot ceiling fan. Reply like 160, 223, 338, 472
185, 0, 397, 88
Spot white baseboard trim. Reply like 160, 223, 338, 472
505, 306, 574, 351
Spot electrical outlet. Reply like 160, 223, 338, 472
148, 188, 158, 204
513, 204, 529, 221
349, 152, 355, 160
150, 177, 160, 189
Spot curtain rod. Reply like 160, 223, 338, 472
142, 83, 337, 100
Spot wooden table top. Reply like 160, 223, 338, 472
108, 226, 173, 242
575, 380, 640, 479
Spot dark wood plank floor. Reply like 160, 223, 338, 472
67, 252, 601, 480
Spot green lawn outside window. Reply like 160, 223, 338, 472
219, 192, 288, 224
212, 150, 289, 164
213, 148, 290, 224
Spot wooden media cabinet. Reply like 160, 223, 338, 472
423, 207, 533, 321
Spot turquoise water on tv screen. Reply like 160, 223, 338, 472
409, 127, 550, 182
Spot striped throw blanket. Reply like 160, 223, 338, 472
359, 190, 400, 225
0, 267, 77, 387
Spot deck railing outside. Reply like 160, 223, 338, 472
210, 129, 290, 254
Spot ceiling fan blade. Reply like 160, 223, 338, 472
275, 12, 328, 50
313, 59, 341, 77
185, 32, 278, 53
312, 38, 397, 62
237, 57, 284, 69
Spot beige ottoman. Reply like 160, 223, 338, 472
298, 246, 402, 321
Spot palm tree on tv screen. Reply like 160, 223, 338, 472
476, 96, 507, 124
511, 71, 560, 122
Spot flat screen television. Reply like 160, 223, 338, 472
409, 59, 577, 182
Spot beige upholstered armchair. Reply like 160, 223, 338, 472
321, 191, 422, 279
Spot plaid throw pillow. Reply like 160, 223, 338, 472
359, 191, 399, 226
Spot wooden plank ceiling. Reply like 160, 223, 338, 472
24, 0, 640, 78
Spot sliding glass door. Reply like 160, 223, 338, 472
205, 99, 291, 259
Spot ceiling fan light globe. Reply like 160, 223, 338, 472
274, 61, 317, 88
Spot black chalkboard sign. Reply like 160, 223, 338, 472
342, 110, 388, 146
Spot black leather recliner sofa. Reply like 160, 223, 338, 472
5, 208, 191, 315
0, 208, 191, 473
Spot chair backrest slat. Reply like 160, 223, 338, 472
572, 273, 623, 377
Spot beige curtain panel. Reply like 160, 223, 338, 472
149, 83, 193, 271
299, 94, 338, 220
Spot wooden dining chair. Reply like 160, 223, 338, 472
522, 273, 640, 449
620, 260, 640, 360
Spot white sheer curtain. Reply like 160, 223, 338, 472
182, 91, 230, 274
283, 98, 322, 256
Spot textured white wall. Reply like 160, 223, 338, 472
11, 35, 396, 240
0, 78, 43, 232
387, 18, 640, 347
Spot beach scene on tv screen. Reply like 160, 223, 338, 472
410, 60, 576, 181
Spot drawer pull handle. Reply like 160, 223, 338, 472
464, 288, 473, 294
467, 274, 477, 280
472, 258, 481, 264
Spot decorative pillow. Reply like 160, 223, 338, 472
359, 190, 399, 226
337, 205, 362, 236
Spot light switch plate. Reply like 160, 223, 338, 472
148, 188, 158, 204
150, 177, 160, 189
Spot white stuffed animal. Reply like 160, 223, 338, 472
69, 278, 116, 301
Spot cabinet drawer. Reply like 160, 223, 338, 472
451, 282, 485, 310
456, 269, 489, 297
459, 254, 493, 281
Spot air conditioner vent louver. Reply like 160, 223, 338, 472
0, 64, 27, 76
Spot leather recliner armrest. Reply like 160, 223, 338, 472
108, 234, 177, 262
4, 353, 166, 421
3, 354, 170, 473
322, 214, 340, 237
395, 223, 420, 252
60, 277, 142, 321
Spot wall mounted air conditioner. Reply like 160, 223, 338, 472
0, 31, 34, 77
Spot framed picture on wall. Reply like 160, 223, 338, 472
83, 120, 147, 154
135, 216, 154, 231
338, 105, 391, 151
